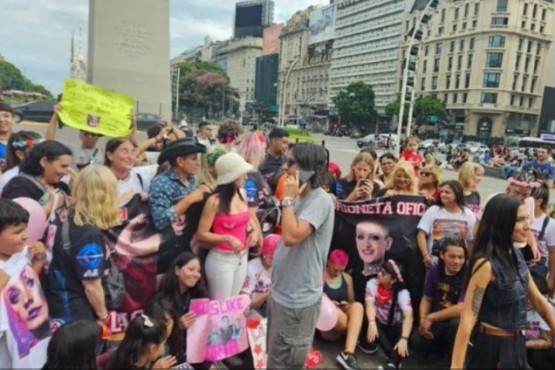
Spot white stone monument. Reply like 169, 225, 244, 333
87, 0, 171, 120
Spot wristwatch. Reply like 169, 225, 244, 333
281, 197, 295, 207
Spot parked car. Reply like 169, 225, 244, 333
419, 139, 437, 151
13, 100, 56, 123
136, 113, 166, 130
357, 134, 375, 148
467, 142, 489, 154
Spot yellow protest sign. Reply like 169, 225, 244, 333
59, 80, 135, 137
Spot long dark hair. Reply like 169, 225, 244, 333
469, 194, 522, 284
6, 130, 42, 170
157, 252, 208, 311
42, 320, 100, 370
291, 143, 329, 189
20, 140, 72, 176
380, 259, 407, 325
109, 315, 166, 370
213, 182, 244, 214
144, 299, 185, 363
531, 182, 549, 212
438, 180, 466, 210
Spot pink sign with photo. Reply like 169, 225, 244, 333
186, 295, 250, 363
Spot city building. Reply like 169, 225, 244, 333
234, 0, 275, 38
262, 23, 283, 56
255, 53, 279, 116
278, 5, 334, 124
402, 0, 555, 142
224, 37, 263, 120
329, 0, 412, 111
539, 23, 555, 135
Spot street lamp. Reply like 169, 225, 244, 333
396, 0, 439, 153
279, 57, 300, 127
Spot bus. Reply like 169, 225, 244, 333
517, 136, 555, 152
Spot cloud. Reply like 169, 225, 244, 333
0, 0, 330, 95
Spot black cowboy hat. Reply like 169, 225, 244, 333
158, 138, 206, 165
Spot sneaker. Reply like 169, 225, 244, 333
336, 351, 361, 370
377, 362, 397, 370
357, 341, 378, 355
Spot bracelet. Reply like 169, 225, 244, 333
400, 336, 409, 341
98, 313, 110, 321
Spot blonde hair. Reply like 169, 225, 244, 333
197, 145, 227, 191
345, 152, 375, 182
458, 162, 484, 190
236, 132, 266, 169
72, 165, 121, 229
386, 161, 417, 194
404, 136, 420, 149
423, 165, 443, 186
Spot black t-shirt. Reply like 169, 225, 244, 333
336, 178, 381, 200
3, 175, 70, 203
46, 217, 107, 324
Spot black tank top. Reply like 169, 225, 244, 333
324, 273, 349, 302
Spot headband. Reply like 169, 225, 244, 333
507, 177, 541, 189
386, 259, 403, 283
141, 314, 154, 327
11, 138, 43, 149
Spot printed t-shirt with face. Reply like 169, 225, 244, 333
417, 205, 476, 260
532, 214, 555, 263
423, 264, 465, 312
0, 248, 51, 369
525, 306, 555, 341
365, 278, 412, 325
46, 219, 107, 325
241, 257, 272, 301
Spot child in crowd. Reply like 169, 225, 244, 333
525, 270, 555, 370
240, 234, 280, 317
400, 136, 422, 176
108, 314, 177, 370
410, 238, 467, 365
321, 249, 364, 370
0, 199, 50, 369
365, 259, 413, 370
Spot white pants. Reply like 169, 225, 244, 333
204, 249, 248, 300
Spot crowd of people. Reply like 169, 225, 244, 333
0, 99, 555, 370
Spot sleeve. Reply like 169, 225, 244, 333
335, 179, 345, 199
397, 289, 413, 312
423, 266, 438, 298
547, 165, 555, 181
71, 228, 107, 281
417, 206, 436, 235
465, 210, 477, 243
544, 220, 555, 249
245, 178, 259, 208
2, 177, 41, 201
365, 278, 378, 302
149, 177, 179, 231
297, 191, 333, 231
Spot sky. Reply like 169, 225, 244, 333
0, 0, 329, 95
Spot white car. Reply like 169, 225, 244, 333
467, 142, 489, 153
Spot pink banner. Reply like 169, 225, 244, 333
186, 295, 250, 363
246, 314, 267, 370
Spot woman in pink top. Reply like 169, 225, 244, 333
197, 152, 255, 300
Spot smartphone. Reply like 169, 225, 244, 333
299, 170, 315, 186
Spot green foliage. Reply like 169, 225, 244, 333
332, 81, 377, 131
384, 95, 448, 126
0, 61, 53, 98
286, 128, 316, 143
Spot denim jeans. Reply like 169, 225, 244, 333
204, 249, 248, 300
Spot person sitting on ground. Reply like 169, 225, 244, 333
321, 249, 365, 370
522, 144, 555, 188
410, 238, 467, 365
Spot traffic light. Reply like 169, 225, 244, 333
430, 0, 439, 9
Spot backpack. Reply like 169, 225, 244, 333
61, 219, 125, 311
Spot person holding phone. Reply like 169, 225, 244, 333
322, 249, 364, 370
336, 152, 382, 202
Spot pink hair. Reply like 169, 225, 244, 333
261, 234, 281, 257
329, 249, 349, 268
236, 132, 267, 169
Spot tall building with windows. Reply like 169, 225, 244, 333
329, 0, 413, 110
402, 0, 554, 141
234, 0, 275, 38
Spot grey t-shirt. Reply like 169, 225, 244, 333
71, 145, 104, 169
271, 188, 335, 308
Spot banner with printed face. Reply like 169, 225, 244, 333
59, 79, 134, 137
0, 255, 51, 369
331, 195, 428, 302
103, 194, 203, 336
186, 295, 251, 363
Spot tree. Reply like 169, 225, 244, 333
0, 61, 53, 98
177, 61, 237, 119
332, 81, 377, 132
384, 95, 448, 129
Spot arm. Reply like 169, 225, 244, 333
82, 279, 109, 320
127, 111, 137, 142
451, 259, 492, 369
249, 292, 270, 309
427, 303, 463, 322
417, 230, 433, 268
419, 295, 432, 323
394, 309, 413, 357
548, 248, 555, 294
196, 197, 225, 245
46, 103, 61, 140
528, 271, 555, 334
526, 330, 553, 350
345, 273, 356, 303
280, 204, 314, 247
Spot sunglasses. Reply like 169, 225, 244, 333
81, 131, 100, 137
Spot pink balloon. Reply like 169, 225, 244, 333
13, 197, 48, 244
316, 294, 338, 331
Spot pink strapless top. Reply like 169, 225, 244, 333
212, 211, 250, 253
